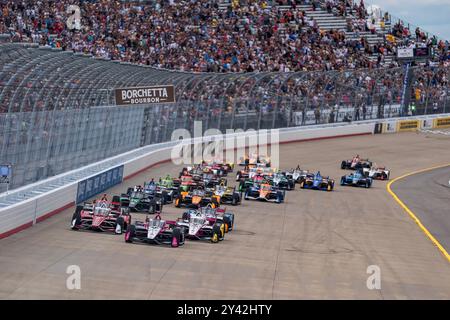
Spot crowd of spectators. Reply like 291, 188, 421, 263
0, 0, 448, 123
1, 0, 447, 73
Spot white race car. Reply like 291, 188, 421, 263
177, 207, 227, 243
363, 166, 390, 180
285, 166, 310, 183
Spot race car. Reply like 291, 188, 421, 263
202, 172, 227, 189
70, 198, 131, 234
299, 172, 335, 191
244, 183, 286, 203
267, 173, 295, 190
213, 185, 241, 205
341, 156, 372, 171
340, 171, 373, 188
174, 188, 221, 209
236, 165, 275, 182
176, 207, 226, 243
178, 175, 204, 192
204, 158, 235, 173
362, 166, 390, 180
179, 166, 204, 180
239, 154, 271, 167
125, 215, 185, 247
238, 173, 267, 192
285, 166, 310, 183
235, 165, 255, 181
154, 176, 180, 203
179, 206, 235, 233
124, 189, 163, 213
120, 185, 146, 207
205, 162, 233, 176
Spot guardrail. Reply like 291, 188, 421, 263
1, 113, 449, 239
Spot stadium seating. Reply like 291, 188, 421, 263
1, 0, 447, 73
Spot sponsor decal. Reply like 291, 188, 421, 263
434, 117, 450, 129
422, 119, 433, 129
115, 85, 175, 106
397, 120, 419, 132
382, 121, 397, 133
397, 47, 414, 59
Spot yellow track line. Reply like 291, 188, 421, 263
387, 164, 450, 263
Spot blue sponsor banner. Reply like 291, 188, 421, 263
76, 165, 124, 204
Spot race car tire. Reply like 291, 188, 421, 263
220, 223, 225, 239
214, 222, 225, 240
289, 182, 295, 190
238, 180, 245, 192
223, 213, 234, 231
223, 221, 229, 233
148, 201, 156, 214
70, 208, 82, 230
341, 161, 347, 169
365, 181, 371, 188
179, 228, 185, 245
125, 224, 136, 243
276, 191, 284, 204
115, 217, 125, 234
180, 225, 189, 236
219, 178, 227, 186
244, 191, 249, 201
381, 172, 388, 180
232, 194, 240, 206
163, 191, 171, 205
171, 228, 182, 248
157, 201, 163, 213
112, 195, 120, 203
211, 197, 220, 208
175, 197, 181, 208
327, 183, 333, 192
211, 225, 221, 243
299, 180, 305, 189
340, 177, 346, 186
236, 173, 241, 182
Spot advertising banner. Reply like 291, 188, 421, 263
115, 85, 175, 106
397, 47, 414, 59
422, 119, 434, 129
433, 117, 450, 129
382, 121, 397, 133
397, 120, 419, 132
76, 165, 124, 204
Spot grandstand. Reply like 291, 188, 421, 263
0, 0, 449, 190
0, 0, 448, 71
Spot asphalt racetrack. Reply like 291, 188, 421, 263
1, 132, 450, 299
391, 165, 450, 256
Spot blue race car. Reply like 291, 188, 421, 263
299, 172, 334, 191
340, 171, 372, 188
244, 182, 286, 203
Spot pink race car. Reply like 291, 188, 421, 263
70, 197, 131, 234
125, 215, 185, 248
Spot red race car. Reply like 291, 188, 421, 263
70, 197, 131, 234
